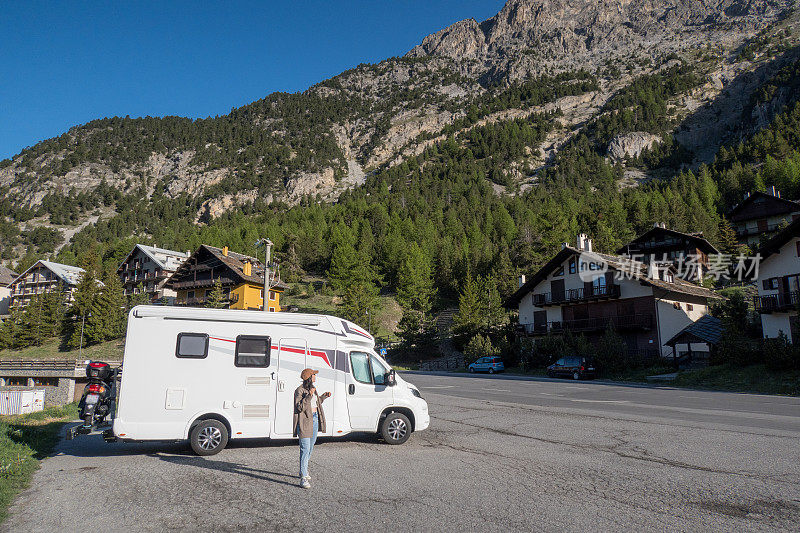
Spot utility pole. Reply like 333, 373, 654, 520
255, 238, 273, 312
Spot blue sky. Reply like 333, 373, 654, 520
0, 1, 505, 160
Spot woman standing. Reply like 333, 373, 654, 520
293, 368, 331, 489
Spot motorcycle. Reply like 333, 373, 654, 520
75, 361, 121, 440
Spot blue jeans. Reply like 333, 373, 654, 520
298, 413, 318, 479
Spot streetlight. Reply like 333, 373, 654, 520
254, 238, 273, 313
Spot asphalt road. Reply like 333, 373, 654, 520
4, 373, 800, 532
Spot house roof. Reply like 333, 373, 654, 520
10, 260, 85, 287
665, 315, 724, 347
727, 191, 800, 222
755, 215, 800, 260
0, 265, 18, 286
167, 245, 288, 290
504, 246, 721, 308
616, 226, 720, 256
117, 244, 189, 273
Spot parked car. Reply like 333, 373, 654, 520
547, 356, 595, 380
468, 356, 505, 374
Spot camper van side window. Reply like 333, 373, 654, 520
235, 335, 271, 367
176, 333, 209, 359
350, 352, 372, 384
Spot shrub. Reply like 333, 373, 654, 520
712, 330, 761, 367
593, 327, 628, 374
530, 334, 568, 366
763, 333, 800, 371
464, 334, 498, 365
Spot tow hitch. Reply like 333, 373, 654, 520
65, 423, 116, 442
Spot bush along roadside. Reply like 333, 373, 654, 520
0, 403, 79, 524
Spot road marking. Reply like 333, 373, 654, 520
482, 388, 511, 392
422, 385, 455, 389
568, 399, 630, 404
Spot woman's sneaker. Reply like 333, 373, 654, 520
300, 476, 311, 489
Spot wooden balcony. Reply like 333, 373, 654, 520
171, 277, 236, 290
532, 284, 621, 307
518, 313, 654, 336
754, 291, 800, 313
736, 223, 783, 237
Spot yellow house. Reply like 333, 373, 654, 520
166, 245, 286, 311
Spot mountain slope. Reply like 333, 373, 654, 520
1, 0, 799, 267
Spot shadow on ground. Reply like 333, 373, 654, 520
56, 422, 382, 458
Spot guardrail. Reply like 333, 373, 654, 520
0, 359, 123, 370
419, 354, 464, 371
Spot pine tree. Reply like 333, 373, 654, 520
396, 243, 436, 316
340, 281, 379, 325
717, 217, 740, 254
396, 308, 438, 360
41, 289, 67, 339
0, 305, 24, 349
127, 283, 151, 309
66, 272, 101, 349
280, 234, 305, 283
19, 292, 48, 347
453, 272, 483, 344
84, 272, 126, 345
205, 278, 229, 309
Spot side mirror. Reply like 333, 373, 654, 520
386, 369, 397, 387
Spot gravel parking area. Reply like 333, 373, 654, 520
3, 378, 800, 532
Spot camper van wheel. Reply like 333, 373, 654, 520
380, 412, 411, 445
190, 420, 229, 456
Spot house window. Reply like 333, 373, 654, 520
32, 377, 59, 387
687, 304, 693, 311
762, 278, 779, 291
269, 291, 276, 300
235, 335, 271, 367
176, 333, 209, 359
568, 258, 577, 274
796, 240, 800, 257
4, 377, 28, 386
553, 266, 564, 277
592, 275, 607, 292
187, 290, 195, 299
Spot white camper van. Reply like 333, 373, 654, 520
113, 306, 429, 455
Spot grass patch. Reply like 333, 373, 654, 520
0, 338, 124, 361
671, 364, 800, 396
0, 403, 79, 524
284, 280, 402, 339
606, 365, 676, 383
392, 364, 420, 371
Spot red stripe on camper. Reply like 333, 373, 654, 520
271, 344, 332, 367
211, 337, 332, 367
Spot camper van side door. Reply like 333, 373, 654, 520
345, 351, 393, 430
232, 335, 275, 438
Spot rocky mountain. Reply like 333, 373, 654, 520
1, 0, 799, 263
